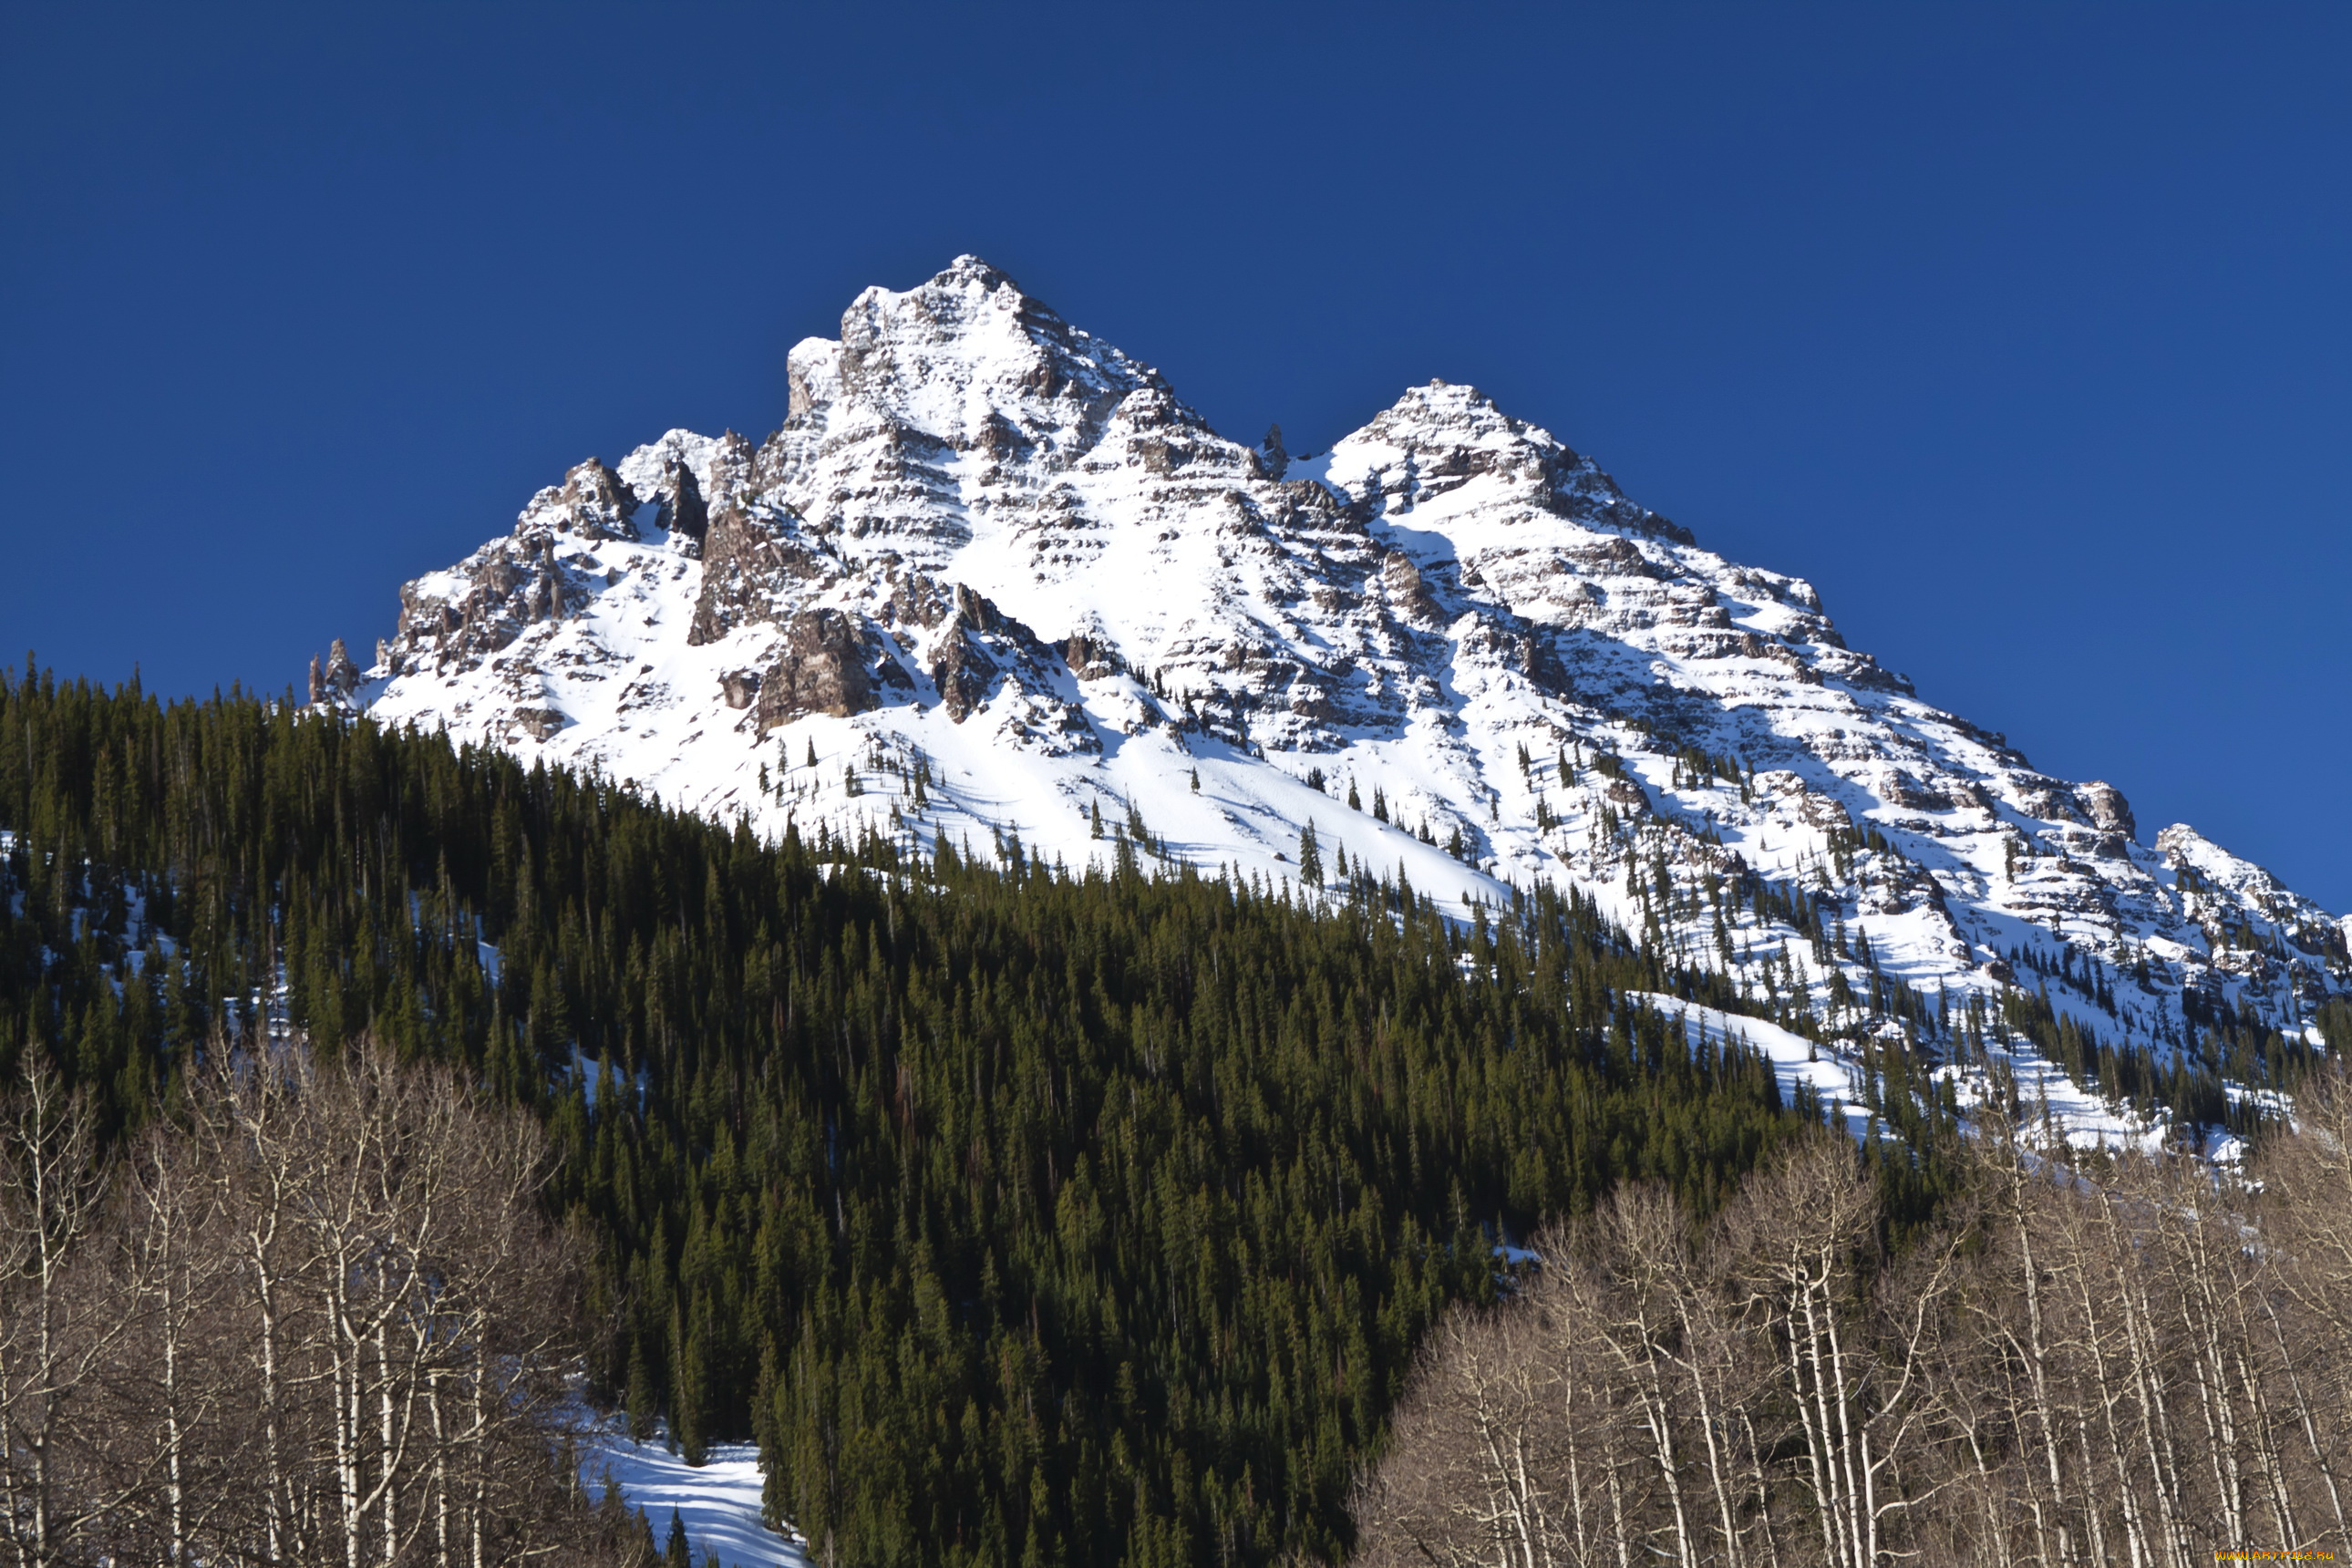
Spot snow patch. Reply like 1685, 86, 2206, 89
578, 1423, 806, 1568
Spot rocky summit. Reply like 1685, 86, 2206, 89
350, 255, 2349, 1148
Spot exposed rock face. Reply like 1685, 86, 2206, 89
1062, 632, 1119, 681
2079, 781, 2136, 839
308, 638, 363, 706
393, 535, 564, 661
543, 459, 639, 543
719, 670, 761, 710
756, 610, 877, 730
928, 604, 996, 724
357, 256, 2347, 1103
659, 459, 707, 543
387, 459, 645, 666
1260, 422, 1288, 480
687, 496, 829, 647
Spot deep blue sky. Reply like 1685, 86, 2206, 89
4, 4, 2347, 908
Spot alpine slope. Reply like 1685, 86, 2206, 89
337, 256, 2350, 1151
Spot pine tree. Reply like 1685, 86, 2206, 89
625, 1332, 658, 1440
672, 1301, 710, 1466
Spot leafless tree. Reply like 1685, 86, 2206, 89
0, 1057, 178, 1567
1355, 1098, 2352, 1568
0, 1036, 636, 1566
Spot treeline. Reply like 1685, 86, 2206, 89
0, 665, 1842, 1566
1356, 1076, 2352, 1567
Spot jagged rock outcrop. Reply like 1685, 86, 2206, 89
2079, 780, 2136, 839
387, 458, 644, 668
542, 459, 639, 543
688, 495, 830, 646
308, 637, 362, 705
719, 670, 761, 710
509, 707, 565, 741
755, 610, 879, 730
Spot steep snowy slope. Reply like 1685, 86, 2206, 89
343, 256, 2348, 1147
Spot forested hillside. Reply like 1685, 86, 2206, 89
0, 665, 1881, 1566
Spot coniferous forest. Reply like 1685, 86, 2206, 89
0, 666, 1847, 1567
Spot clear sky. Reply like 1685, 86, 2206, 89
3, 4, 2347, 909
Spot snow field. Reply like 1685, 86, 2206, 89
578, 1421, 807, 1568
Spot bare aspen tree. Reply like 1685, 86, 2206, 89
110, 1119, 245, 1566
1721, 1139, 1888, 1568
0, 1037, 621, 1565
2254, 1066, 2352, 1544
1584, 1183, 1767, 1568
1353, 1304, 1557, 1568
1583, 1192, 1699, 1568
0, 1062, 147, 1567
1357, 1096, 2352, 1568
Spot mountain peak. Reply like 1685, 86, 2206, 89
934, 253, 1021, 293
784, 256, 1176, 448
1343, 377, 1538, 457
358, 259, 2351, 1159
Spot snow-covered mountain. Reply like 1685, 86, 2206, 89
337, 255, 2348, 1145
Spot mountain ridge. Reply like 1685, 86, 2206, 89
339, 254, 2350, 1148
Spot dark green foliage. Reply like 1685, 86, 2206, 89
2318, 997, 2352, 1056
0, 665, 1812, 1568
